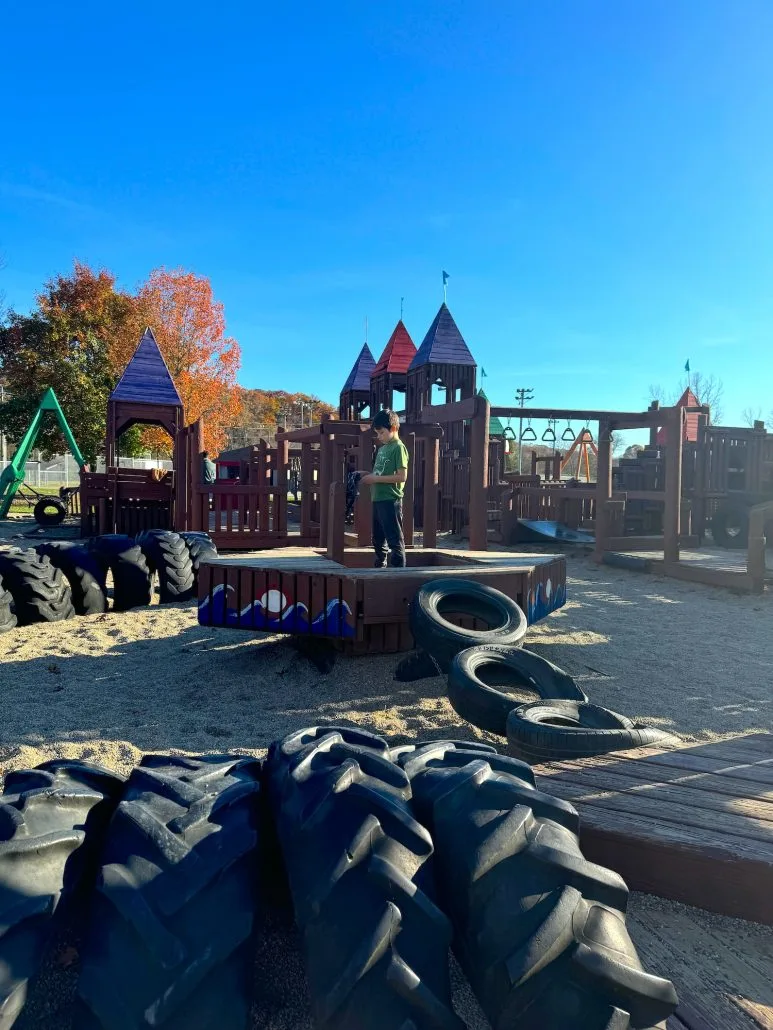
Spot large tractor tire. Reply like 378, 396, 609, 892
0, 548, 74, 625
409, 579, 527, 672
88, 535, 152, 611
136, 530, 195, 603
398, 741, 679, 1030
179, 532, 218, 579
76, 754, 263, 1030
265, 726, 462, 1030
0, 571, 16, 633
35, 542, 108, 616
0, 760, 124, 1028
711, 501, 750, 549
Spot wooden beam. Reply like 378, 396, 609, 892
403, 432, 415, 546
663, 408, 683, 564
422, 436, 439, 549
356, 430, 373, 547
327, 481, 346, 563
419, 396, 478, 424
468, 398, 489, 550
490, 405, 710, 429
593, 420, 613, 562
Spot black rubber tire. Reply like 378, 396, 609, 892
35, 542, 108, 616
179, 532, 218, 578
448, 645, 589, 736
88, 535, 152, 611
31, 496, 67, 527
409, 578, 528, 672
0, 571, 16, 633
0, 760, 125, 1028
711, 501, 750, 549
0, 547, 74, 625
76, 753, 263, 1030
265, 726, 462, 1030
135, 530, 195, 603
398, 741, 679, 1030
506, 700, 678, 763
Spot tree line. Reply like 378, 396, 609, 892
0, 261, 334, 466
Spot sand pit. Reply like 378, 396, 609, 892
2, 551, 772, 1028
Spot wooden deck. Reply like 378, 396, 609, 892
606, 545, 773, 588
535, 733, 773, 925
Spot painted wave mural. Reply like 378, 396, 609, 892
198, 583, 356, 638
527, 577, 566, 623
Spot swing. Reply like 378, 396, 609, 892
502, 419, 516, 455
561, 420, 576, 442
541, 417, 557, 443
520, 419, 537, 442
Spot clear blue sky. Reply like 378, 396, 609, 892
1, 1, 772, 427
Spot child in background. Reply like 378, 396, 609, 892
359, 409, 408, 568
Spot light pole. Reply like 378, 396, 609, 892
515, 386, 534, 473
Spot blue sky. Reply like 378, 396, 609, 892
1, 1, 772, 427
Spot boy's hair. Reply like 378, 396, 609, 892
372, 409, 400, 432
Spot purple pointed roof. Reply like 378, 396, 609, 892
342, 343, 376, 392
409, 303, 476, 369
110, 328, 183, 406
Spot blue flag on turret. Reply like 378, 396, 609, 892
442, 270, 449, 285
684, 359, 690, 372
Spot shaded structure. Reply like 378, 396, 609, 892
405, 303, 476, 423
338, 343, 376, 421
369, 321, 416, 414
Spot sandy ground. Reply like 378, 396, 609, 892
2, 545, 772, 1027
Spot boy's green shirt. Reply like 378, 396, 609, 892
371, 437, 409, 501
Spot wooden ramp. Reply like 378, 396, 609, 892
535, 733, 773, 925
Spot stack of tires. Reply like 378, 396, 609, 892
0, 728, 679, 1029
409, 579, 676, 763
0, 531, 216, 632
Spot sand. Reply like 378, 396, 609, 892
2, 548, 772, 1028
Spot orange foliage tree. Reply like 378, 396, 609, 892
114, 268, 241, 454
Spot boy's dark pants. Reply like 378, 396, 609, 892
372, 500, 406, 567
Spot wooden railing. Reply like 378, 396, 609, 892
748, 499, 773, 593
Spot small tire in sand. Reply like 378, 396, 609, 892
409, 579, 528, 672
136, 529, 195, 602
0, 760, 124, 1028
398, 741, 679, 1030
506, 699, 678, 763
35, 542, 108, 616
0, 547, 74, 625
89, 535, 152, 611
448, 645, 588, 736
32, 495, 68, 527
266, 726, 462, 1030
76, 754, 263, 1030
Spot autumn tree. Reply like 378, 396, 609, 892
0, 263, 140, 464
125, 268, 241, 454
238, 388, 334, 429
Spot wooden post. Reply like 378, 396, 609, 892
747, 501, 771, 594
300, 441, 312, 537
422, 435, 439, 549
648, 400, 660, 448
319, 436, 333, 546
403, 431, 415, 547
326, 480, 345, 563
593, 419, 613, 561
663, 407, 683, 565
356, 429, 373, 547
468, 396, 490, 551
275, 429, 289, 536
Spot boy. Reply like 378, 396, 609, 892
359, 408, 408, 568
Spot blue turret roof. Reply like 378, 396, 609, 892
342, 343, 376, 392
409, 303, 476, 369
110, 328, 183, 406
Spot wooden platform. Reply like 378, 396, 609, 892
535, 733, 773, 925
605, 545, 773, 589
197, 547, 566, 653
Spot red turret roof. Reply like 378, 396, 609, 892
372, 321, 416, 376
656, 388, 702, 444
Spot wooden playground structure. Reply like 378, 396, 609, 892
77, 317, 770, 597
